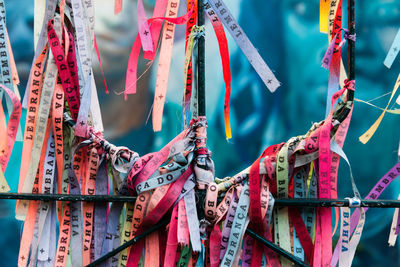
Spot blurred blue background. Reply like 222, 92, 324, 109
2, 0, 400, 266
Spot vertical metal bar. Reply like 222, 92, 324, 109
347, 0, 355, 101
336, 0, 355, 123
348, 0, 355, 81
197, 1, 206, 116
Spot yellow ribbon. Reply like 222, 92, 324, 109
359, 73, 400, 144
320, 0, 331, 33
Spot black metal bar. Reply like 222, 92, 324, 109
348, 0, 355, 82
333, 0, 355, 124
197, 1, 205, 116
246, 228, 309, 267
2, 193, 400, 208
86, 219, 169, 267
345, 0, 355, 104
0, 193, 136, 202
275, 198, 378, 207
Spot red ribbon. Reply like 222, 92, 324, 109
127, 166, 193, 266
125, 1, 195, 98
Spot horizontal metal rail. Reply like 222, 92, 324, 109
0, 193, 397, 208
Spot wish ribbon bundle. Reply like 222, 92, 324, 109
124, 0, 280, 139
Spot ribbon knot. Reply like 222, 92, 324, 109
345, 197, 361, 208
338, 29, 356, 48
322, 28, 356, 69
344, 79, 355, 91
343, 30, 356, 42
195, 147, 209, 155
189, 25, 205, 40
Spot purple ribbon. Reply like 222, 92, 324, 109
100, 202, 124, 267
331, 160, 400, 266
395, 207, 400, 235
94, 156, 109, 260
219, 189, 239, 261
